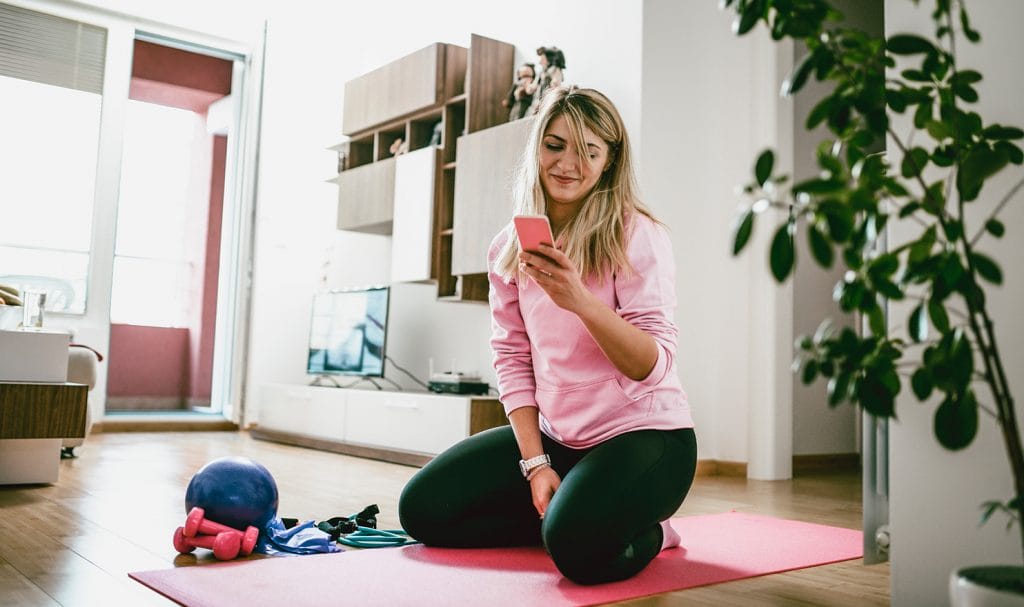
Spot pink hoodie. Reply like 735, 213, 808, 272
487, 213, 693, 449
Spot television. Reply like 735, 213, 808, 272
306, 286, 390, 378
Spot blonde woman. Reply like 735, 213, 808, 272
399, 87, 696, 585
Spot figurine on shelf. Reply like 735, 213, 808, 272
501, 62, 536, 121
530, 46, 566, 114
389, 137, 409, 156
429, 121, 443, 147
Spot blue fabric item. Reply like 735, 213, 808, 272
256, 518, 343, 555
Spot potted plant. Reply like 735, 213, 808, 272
721, 0, 1024, 602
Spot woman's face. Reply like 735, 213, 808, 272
538, 53, 549, 67
539, 114, 610, 211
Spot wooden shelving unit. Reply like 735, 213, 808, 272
331, 34, 514, 302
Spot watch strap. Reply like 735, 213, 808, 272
519, 453, 551, 477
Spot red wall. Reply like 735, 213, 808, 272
106, 324, 189, 399
189, 135, 226, 401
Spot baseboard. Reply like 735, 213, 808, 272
696, 459, 747, 477
93, 414, 237, 433
249, 427, 429, 468
696, 454, 860, 478
792, 452, 860, 474
105, 396, 186, 411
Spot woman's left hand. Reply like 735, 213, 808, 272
519, 244, 594, 314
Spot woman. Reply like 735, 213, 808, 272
399, 86, 697, 585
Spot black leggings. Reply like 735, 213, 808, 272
398, 425, 697, 585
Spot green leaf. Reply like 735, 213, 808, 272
960, 7, 981, 43
794, 178, 843, 194
950, 329, 974, 385
901, 147, 929, 178
782, 50, 817, 96
926, 120, 954, 141
887, 34, 937, 55
982, 125, 1024, 140
958, 146, 1010, 202
995, 141, 1024, 165
733, 2, 762, 35
951, 70, 982, 85
875, 279, 905, 301
902, 69, 930, 82
828, 372, 852, 406
801, 359, 819, 384
953, 83, 979, 103
806, 96, 834, 130
886, 89, 908, 113
914, 99, 933, 129
755, 149, 774, 186
985, 219, 1006, 238
770, 223, 796, 282
909, 303, 928, 342
928, 299, 951, 333
899, 201, 921, 218
821, 201, 854, 242
733, 209, 755, 256
867, 302, 886, 336
935, 392, 979, 450
909, 225, 937, 263
971, 252, 1003, 284
808, 224, 834, 268
943, 220, 963, 241
911, 368, 934, 400
856, 371, 897, 417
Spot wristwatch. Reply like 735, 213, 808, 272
519, 454, 551, 478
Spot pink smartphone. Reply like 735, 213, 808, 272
513, 214, 554, 252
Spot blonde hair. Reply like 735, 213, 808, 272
494, 86, 658, 281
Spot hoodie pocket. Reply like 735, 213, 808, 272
535, 377, 654, 444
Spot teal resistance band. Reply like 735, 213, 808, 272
316, 504, 418, 549
336, 525, 417, 549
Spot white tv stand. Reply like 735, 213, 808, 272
251, 382, 507, 466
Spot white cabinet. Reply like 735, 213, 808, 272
345, 390, 469, 455
390, 147, 439, 283
253, 383, 506, 465
451, 117, 534, 275
257, 384, 345, 441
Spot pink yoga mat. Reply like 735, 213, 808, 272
130, 512, 862, 607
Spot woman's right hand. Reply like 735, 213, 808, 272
529, 466, 561, 519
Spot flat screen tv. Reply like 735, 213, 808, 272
306, 286, 390, 378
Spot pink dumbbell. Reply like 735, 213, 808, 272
173, 526, 241, 560
183, 507, 259, 556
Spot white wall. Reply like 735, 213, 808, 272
640, 0, 798, 476
244, 0, 643, 420
887, 1, 1024, 604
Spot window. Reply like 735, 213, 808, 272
0, 75, 101, 313
0, 4, 106, 314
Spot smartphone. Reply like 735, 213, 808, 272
513, 214, 555, 252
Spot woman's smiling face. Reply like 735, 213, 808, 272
538, 114, 609, 211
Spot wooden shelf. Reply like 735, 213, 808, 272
333, 34, 513, 303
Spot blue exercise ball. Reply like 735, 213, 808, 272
185, 456, 279, 530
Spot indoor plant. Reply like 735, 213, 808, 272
722, 0, 1024, 601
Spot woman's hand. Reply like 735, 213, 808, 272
529, 466, 561, 519
519, 244, 595, 315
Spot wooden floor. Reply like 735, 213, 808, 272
0, 432, 890, 606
